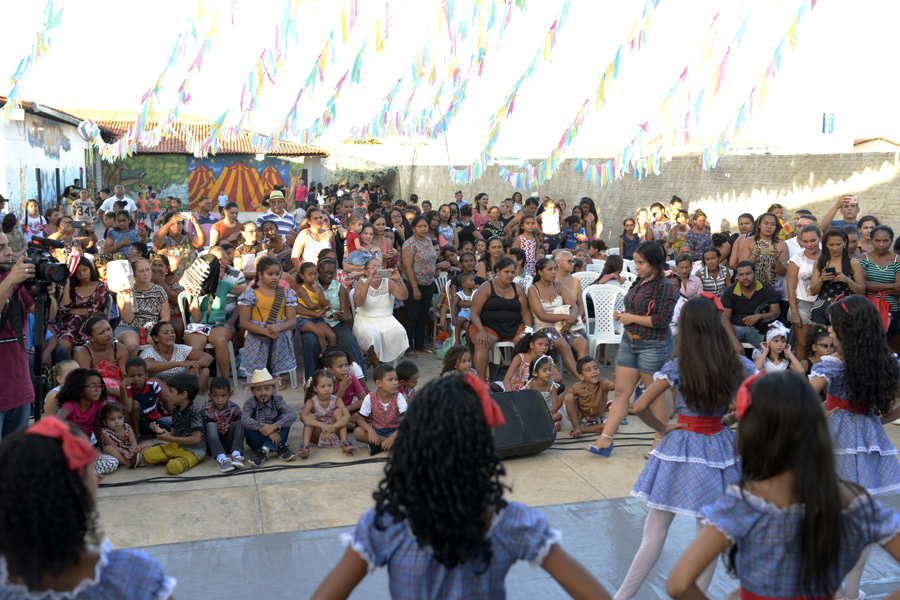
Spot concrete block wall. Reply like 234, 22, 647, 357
394, 152, 900, 243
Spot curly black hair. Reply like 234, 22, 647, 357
57, 368, 108, 408
440, 344, 471, 376
0, 425, 101, 589
373, 375, 507, 572
826, 295, 900, 415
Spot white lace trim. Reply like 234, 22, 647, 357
529, 529, 562, 567
649, 449, 737, 469
866, 482, 900, 495
652, 371, 677, 387
833, 445, 898, 456
700, 518, 736, 543
809, 354, 842, 384
724, 484, 807, 515
631, 491, 703, 518
341, 532, 378, 573
0, 539, 112, 599
155, 576, 177, 600
877, 527, 900, 546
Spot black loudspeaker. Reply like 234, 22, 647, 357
491, 390, 557, 459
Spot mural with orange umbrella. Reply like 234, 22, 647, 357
205, 161, 266, 211
186, 156, 292, 212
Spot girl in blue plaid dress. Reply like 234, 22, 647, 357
0, 417, 176, 599
808, 294, 900, 600
311, 374, 611, 600
668, 371, 900, 600
615, 295, 756, 600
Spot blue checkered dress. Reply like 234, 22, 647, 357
702, 485, 900, 598
810, 356, 900, 495
0, 538, 176, 599
631, 357, 755, 517
343, 501, 560, 600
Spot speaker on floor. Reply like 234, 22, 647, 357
491, 390, 557, 459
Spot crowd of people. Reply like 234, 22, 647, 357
1, 180, 900, 599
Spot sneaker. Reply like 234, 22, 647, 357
277, 445, 295, 461
368, 443, 383, 456
133, 450, 147, 468
230, 454, 245, 470
249, 449, 267, 467
217, 457, 235, 473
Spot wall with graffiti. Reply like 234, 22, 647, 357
103, 155, 311, 211
1, 116, 90, 215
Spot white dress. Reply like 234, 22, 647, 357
353, 278, 409, 362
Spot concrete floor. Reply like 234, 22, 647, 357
95, 350, 900, 598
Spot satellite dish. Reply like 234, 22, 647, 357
77, 121, 93, 142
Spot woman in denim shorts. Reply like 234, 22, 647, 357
589, 241, 677, 456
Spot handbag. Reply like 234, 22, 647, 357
551, 305, 586, 335
870, 291, 891, 332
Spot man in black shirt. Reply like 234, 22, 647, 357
720, 261, 780, 349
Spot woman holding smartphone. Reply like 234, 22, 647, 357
809, 227, 866, 326
739, 212, 790, 292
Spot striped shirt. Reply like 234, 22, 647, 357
256, 210, 296, 237
696, 265, 729, 295
860, 257, 900, 311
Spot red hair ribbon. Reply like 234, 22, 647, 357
463, 371, 506, 427
698, 291, 724, 312
27, 416, 99, 476
833, 293, 851, 314
735, 372, 766, 421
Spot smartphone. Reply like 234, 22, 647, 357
138, 222, 146, 231
760, 247, 774, 256
180, 211, 192, 220
73, 221, 88, 229
377, 269, 392, 278
824, 267, 836, 275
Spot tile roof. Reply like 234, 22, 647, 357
59, 109, 327, 157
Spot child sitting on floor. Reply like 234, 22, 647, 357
201, 376, 245, 473
311, 374, 611, 600
135, 373, 205, 476
42, 359, 79, 415
0, 417, 177, 599
753, 323, 804, 373
323, 349, 366, 428
121, 357, 173, 436
396, 360, 419, 402
299, 370, 356, 458
100, 401, 151, 468
354, 364, 407, 456
56, 368, 108, 443
242, 368, 297, 466
524, 355, 563, 430
564, 357, 615, 439
440, 344, 476, 377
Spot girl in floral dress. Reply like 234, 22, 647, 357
299, 370, 355, 456
512, 214, 541, 277
237, 257, 298, 384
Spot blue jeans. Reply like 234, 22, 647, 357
616, 335, 674, 374
732, 325, 763, 349
245, 425, 292, 452
300, 321, 364, 378
138, 415, 172, 435
0, 403, 31, 442
28, 345, 69, 374
544, 234, 561, 253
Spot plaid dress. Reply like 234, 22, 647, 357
810, 356, 900, 494
632, 357, 756, 517
0, 538, 176, 599
237, 287, 298, 377
702, 485, 900, 598
343, 501, 560, 600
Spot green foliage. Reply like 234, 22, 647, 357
113, 155, 187, 192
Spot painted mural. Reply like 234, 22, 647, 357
186, 156, 292, 211
26, 118, 72, 159
103, 155, 300, 212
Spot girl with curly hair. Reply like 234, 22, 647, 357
668, 371, 900, 600
311, 375, 611, 600
0, 418, 176, 598
809, 294, 900, 599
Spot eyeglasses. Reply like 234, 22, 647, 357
83, 384, 104, 391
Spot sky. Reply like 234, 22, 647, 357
2, 0, 899, 163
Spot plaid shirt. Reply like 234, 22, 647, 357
201, 400, 242, 425
241, 394, 297, 431
623, 276, 677, 341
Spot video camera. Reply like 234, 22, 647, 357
26, 236, 71, 286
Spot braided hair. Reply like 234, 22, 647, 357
0, 425, 101, 589
373, 376, 507, 571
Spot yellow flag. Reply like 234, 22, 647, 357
376, 18, 384, 53
341, 8, 347, 44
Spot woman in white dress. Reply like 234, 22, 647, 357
353, 258, 410, 366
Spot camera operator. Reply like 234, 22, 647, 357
0, 232, 40, 441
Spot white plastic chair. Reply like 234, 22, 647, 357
582, 284, 626, 363
491, 341, 515, 365
431, 272, 450, 335
572, 271, 600, 288
586, 263, 605, 273
606, 248, 620, 256
623, 259, 637, 276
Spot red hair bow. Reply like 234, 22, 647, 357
27, 416, 98, 476
698, 291, 725, 312
833, 293, 851, 314
463, 371, 506, 428
735, 372, 766, 421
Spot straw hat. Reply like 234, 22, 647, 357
248, 369, 280, 388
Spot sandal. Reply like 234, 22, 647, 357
341, 441, 357, 456
298, 444, 310, 459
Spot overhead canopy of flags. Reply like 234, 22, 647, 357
6, 0, 820, 187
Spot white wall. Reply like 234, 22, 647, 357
2, 114, 91, 215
